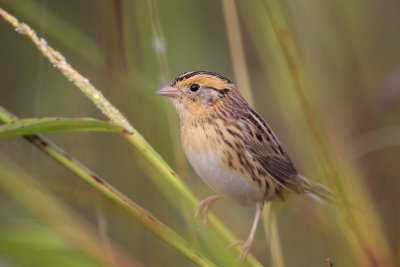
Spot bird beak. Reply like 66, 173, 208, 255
156, 85, 180, 97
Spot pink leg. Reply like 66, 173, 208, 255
194, 195, 222, 224
230, 202, 264, 260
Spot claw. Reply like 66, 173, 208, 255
228, 239, 253, 260
194, 195, 221, 225
228, 240, 245, 249
239, 239, 253, 260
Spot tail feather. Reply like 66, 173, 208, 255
297, 175, 336, 204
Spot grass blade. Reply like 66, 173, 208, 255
0, 117, 124, 138
0, 105, 216, 267
221, 0, 253, 104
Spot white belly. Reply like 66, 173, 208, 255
185, 148, 264, 206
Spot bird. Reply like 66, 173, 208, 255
156, 70, 333, 259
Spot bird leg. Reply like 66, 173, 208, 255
194, 195, 222, 224
229, 202, 264, 260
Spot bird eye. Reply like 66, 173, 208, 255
189, 83, 200, 92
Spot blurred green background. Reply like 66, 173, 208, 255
0, 0, 399, 266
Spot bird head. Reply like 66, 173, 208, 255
156, 71, 239, 119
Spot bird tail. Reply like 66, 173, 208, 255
297, 175, 336, 204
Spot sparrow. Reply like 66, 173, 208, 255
156, 70, 332, 259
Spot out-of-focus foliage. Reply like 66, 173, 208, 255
0, 0, 399, 266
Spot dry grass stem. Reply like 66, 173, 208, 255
221, 0, 253, 104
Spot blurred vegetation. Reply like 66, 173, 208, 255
0, 0, 399, 266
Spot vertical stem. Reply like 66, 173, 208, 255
221, 0, 254, 104
263, 205, 285, 267
146, 0, 188, 173
222, 1, 284, 264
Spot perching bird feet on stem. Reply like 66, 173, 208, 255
194, 195, 222, 225
229, 202, 264, 260
229, 239, 253, 261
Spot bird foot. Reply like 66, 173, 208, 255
194, 195, 221, 225
229, 239, 253, 260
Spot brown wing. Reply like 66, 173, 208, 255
238, 109, 298, 185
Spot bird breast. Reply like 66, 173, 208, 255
181, 121, 265, 206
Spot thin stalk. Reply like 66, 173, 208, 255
221, 0, 253, 104
0, 7, 262, 266
262, 205, 284, 267
146, 0, 188, 177
0, 9, 132, 133
221, 1, 282, 264
0, 105, 216, 267
146, 0, 169, 82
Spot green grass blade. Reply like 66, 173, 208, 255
221, 0, 253, 104
0, 106, 217, 267
0, 117, 124, 138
